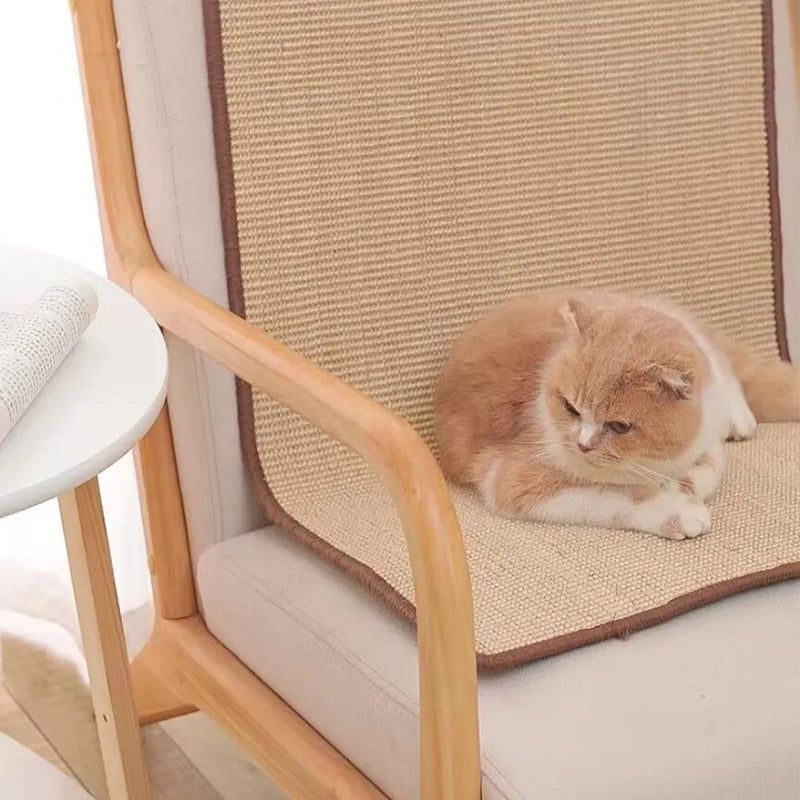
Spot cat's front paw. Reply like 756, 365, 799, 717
726, 400, 757, 442
657, 496, 711, 540
679, 462, 721, 501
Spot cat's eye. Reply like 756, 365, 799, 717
606, 420, 632, 435
562, 397, 580, 417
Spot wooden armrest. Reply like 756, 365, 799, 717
72, 0, 479, 791
131, 266, 480, 799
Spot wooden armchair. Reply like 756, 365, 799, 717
70, 0, 799, 798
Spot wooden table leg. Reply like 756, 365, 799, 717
59, 477, 152, 800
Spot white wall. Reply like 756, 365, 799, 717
0, 1, 151, 622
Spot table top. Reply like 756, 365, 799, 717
0, 244, 167, 517
0, 733, 92, 798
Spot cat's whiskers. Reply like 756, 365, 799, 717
623, 465, 661, 486
622, 461, 672, 487
631, 462, 673, 483
599, 444, 666, 486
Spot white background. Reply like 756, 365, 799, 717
0, 1, 151, 621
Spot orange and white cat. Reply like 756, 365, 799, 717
434, 292, 800, 540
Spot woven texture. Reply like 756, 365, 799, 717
212, 0, 798, 666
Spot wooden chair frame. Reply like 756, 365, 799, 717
71, 0, 481, 798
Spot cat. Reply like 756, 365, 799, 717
434, 291, 800, 539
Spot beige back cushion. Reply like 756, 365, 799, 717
113, 0, 265, 565
113, 0, 799, 563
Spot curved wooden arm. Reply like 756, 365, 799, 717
72, 0, 481, 796
133, 267, 481, 800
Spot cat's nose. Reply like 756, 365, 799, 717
578, 422, 601, 452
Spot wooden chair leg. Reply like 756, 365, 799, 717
59, 477, 153, 800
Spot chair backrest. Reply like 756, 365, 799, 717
112, 0, 800, 562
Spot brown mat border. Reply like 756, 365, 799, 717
762, 0, 789, 360
201, 0, 796, 672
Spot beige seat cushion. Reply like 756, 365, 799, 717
197, 527, 800, 800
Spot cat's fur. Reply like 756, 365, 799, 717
434, 292, 800, 539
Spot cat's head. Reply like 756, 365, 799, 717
542, 299, 707, 480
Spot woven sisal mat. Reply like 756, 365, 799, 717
203, 0, 799, 669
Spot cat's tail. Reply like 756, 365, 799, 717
722, 339, 800, 422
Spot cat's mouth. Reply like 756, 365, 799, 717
573, 444, 600, 462
562, 447, 619, 483
571, 443, 615, 469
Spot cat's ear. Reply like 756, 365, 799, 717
558, 299, 591, 336
647, 361, 694, 400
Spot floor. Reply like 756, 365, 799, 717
0, 613, 287, 800
0, 682, 69, 774
0, 678, 288, 800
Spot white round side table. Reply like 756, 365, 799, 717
0, 243, 167, 800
